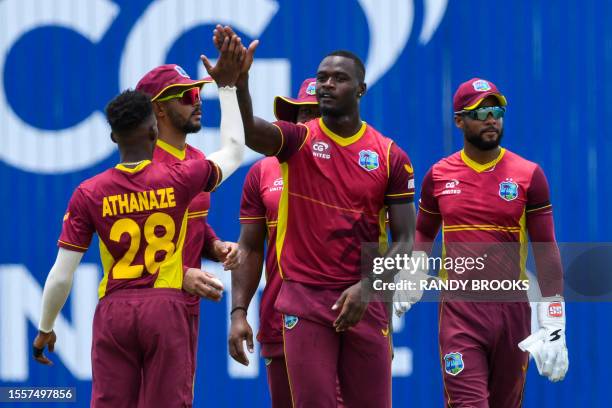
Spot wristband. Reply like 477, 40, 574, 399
230, 306, 248, 316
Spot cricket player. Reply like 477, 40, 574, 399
32, 35, 248, 408
215, 25, 416, 407
229, 78, 323, 407
413, 78, 568, 407
136, 64, 241, 388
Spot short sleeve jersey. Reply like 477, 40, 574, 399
419, 148, 552, 281
273, 118, 414, 288
58, 159, 221, 298
153, 139, 219, 268
239, 157, 283, 344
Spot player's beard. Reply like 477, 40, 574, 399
465, 127, 504, 151
168, 107, 202, 134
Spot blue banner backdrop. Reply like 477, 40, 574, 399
0, 0, 609, 406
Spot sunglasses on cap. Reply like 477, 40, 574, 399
156, 87, 201, 105
456, 106, 506, 121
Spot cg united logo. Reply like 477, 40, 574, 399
0, 0, 448, 174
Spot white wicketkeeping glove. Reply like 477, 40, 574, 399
393, 251, 427, 317
518, 297, 569, 382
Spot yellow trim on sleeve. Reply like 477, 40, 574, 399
519, 210, 529, 281
156, 139, 186, 160
239, 216, 266, 220
460, 148, 506, 173
418, 204, 440, 215
115, 160, 152, 174
526, 204, 552, 213
386, 192, 415, 198
272, 124, 286, 156
319, 118, 366, 147
296, 124, 310, 152
58, 240, 89, 251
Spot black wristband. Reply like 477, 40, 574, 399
230, 306, 248, 316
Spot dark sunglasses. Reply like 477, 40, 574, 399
156, 87, 201, 105
456, 106, 505, 121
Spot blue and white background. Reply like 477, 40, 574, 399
0, 0, 610, 406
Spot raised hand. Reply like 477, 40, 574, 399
201, 29, 245, 87
213, 25, 259, 80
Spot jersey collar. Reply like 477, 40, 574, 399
115, 160, 152, 174
319, 118, 367, 147
460, 148, 506, 173
156, 139, 186, 160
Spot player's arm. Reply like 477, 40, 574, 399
33, 248, 83, 365
518, 165, 568, 382
228, 222, 266, 366
415, 167, 442, 254
199, 32, 245, 184
212, 25, 307, 159
228, 162, 266, 365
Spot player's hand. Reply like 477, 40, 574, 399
201, 28, 245, 87
32, 330, 57, 366
213, 25, 259, 88
212, 240, 242, 270
228, 312, 254, 366
332, 281, 370, 332
392, 251, 429, 317
518, 297, 569, 382
182, 268, 224, 301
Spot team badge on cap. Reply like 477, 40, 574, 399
444, 352, 464, 376
284, 315, 299, 329
472, 80, 491, 92
358, 150, 380, 171
499, 179, 519, 201
306, 81, 316, 95
174, 65, 190, 78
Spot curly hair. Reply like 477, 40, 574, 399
105, 90, 153, 134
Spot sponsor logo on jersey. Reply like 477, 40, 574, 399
358, 150, 379, 171
444, 352, 464, 376
499, 179, 519, 201
306, 81, 316, 95
408, 179, 415, 189
472, 79, 491, 91
284, 315, 299, 329
269, 177, 284, 192
445, 179, 459, 188
312, 141, 331, 159
548, 302, 563, 317
441, 179, 461, 195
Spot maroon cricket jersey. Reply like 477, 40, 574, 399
153, 139, 216, 268
239, 157, 283, 345
273, 118, 414, 288
58, 159, 221, 298
419, 148, 552, 283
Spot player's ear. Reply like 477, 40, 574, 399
357, 83, 366, 98
152, 101, 165, 118
110, 132, 117, 144
454, 114, 464, 129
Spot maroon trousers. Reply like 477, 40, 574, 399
275, 281, 392, 408
438, 301, 531, 408
91, 288, 198, 408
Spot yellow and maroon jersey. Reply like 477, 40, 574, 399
153, 140, 218, 268
419, 148, 553, 281
58, 159, 221, 298
273, 118, 415, 288
239, 157, 283, 344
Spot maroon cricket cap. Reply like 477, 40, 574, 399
136, 64, 213, 101
274, 78, 318, 122
453, 78, 508, 112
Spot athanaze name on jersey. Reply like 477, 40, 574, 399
102, 188, 177, 217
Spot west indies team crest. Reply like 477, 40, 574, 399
499, 178, 519, 201
284, 315, 299, 329
306, 81, 316, 95
444, 352, 464, 376
358, 150, 379, 171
